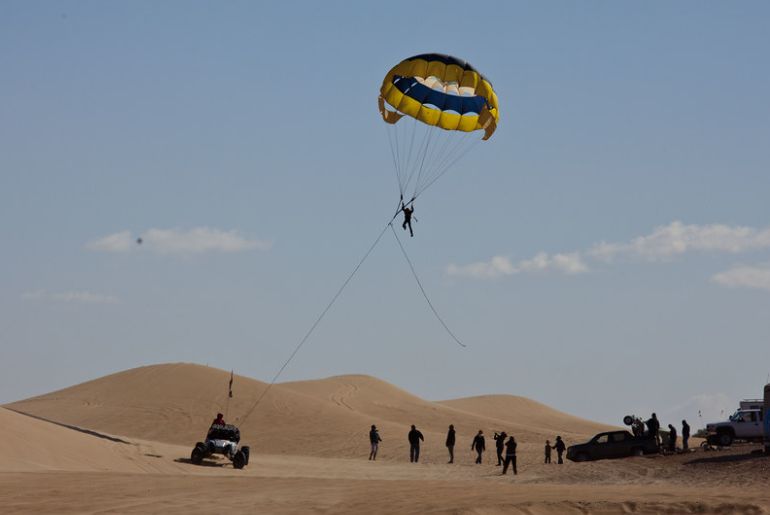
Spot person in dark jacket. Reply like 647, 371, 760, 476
502, 436, 517, 475
446, 424, 456, 463
401, 202, 414, 237
408, 424, 424, 463
493, 432, 507, 466
211, 413, 225, 426
471, 430, 486, 464
646, 413, 660, 447
544, 439, 552, 464
681, 420, 690, 451
668, 424, 677, 452
553, 436, 566, 464
369, 425, 382, 460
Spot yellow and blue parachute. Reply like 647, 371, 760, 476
378, 53, 499, 201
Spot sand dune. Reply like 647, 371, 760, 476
8, 363, 611, 463
4, 363, 770, 514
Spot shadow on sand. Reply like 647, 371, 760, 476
175, 457, 228, 468
685, 450, 768, 466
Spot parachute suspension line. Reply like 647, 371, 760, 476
389, 224, 467, 348
238, 222, 391, 426
385, 125, 403, 198
415, 135, 482, 200
411, 125, 436, 201
401, 121, 432, 199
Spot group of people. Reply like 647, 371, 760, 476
368, 424, 568, 475
644, 413, 691, 452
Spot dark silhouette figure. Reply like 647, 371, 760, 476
494, 432, 507, 466
682, 420, 690, 451
646, 413, 661, 448
554, 436, 566, 464
211, 413, 225, 426
408, 424, 424, 463
369, 425, 382, 461
446, 425, 456, 463
668, 424, 677, 452
401, 203, 414, 237
471, 430, 486, 464
544, 439, 552, 464
502, 436, 517, 475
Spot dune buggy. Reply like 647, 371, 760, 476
190, 424, 250, 469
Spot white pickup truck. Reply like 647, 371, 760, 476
706, 399, 765, 447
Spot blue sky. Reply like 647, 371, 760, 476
2, 1, 769, 427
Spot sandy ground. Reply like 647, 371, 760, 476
3, 363, 770, 514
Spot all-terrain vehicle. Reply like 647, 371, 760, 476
190, 424, 250, 469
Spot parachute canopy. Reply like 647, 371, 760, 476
378, 53, 500, 202
379, 53, 499, 140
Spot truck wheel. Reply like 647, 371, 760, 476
717, 432, 734, 447
191, 444, 205, 465
632, 447, 644, 457
233, 450, 246, 469
241, 446, 250, 465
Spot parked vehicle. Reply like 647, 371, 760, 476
566, 430, 658, 462
706, 400, 765, 447
764, 384, 770, 455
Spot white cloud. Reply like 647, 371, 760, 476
86, 230, 134, 252
22, 290, 119, 304
711, 263, 770, 292
589, 221, 770, 262
87, 227, 271, 255
446, 252, 588, 279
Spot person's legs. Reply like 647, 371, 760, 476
415, 445, 420, 463
502, 456, 510, 474
410, 445, 415, 463
512, 456, 517, 475
448, 445, 454, 463
408, 221, 413, 237
557, 452, 563, 464
683, 437, 688, 451
497, 449, 503, 466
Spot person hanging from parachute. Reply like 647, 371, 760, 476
401, 199, 415, 237
378, 54, 499, 237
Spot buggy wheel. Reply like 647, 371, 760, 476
632, 447, 644, 457
573, 452, 589, 462
191, 444, 205, 465
233, 450, 246, 469
241, 446, 250, 465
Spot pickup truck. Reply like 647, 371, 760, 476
567, 430, 659, 462
706, 408, 764, 446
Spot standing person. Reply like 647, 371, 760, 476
493, 432, 507, 466
408, 424, 424, 463
369, 425, 382, 461
553, 436, 566, 464
646, 413, 661, 448
668, 424, 677, 452
681, 420, 691, 451
502, 436, 517, 475
544, 440, 552, 464
446, 424, 456, 464
471, 430, 486, 464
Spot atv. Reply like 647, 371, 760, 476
190, 424, 250, 469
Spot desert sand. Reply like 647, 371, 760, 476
3, 363, 770, 514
